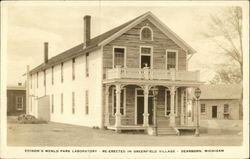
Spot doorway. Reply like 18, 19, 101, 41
137, 97, 153, 125
212, 106, 217, 118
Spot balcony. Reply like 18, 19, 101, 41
106, 66, 200, 82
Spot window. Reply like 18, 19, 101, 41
140, 26, 153, 41
61, 93, 63, 113
51, 66, 54, 85
72, 92, 75, 114
140, 46, 152, 68
16, 96, 23, 110
165, 89, 178, 116
224, 104, 229, 113
201, 104, 206, 113
113, 47, 125, 68
30, 97, 32, 112
37, 72, 39, 88
61, 62, 64, 83
43, 70, 46, 87
112, 88, 126, 116
85, 90, 89, 114
72, 58, 75, 80
30, 75, 32, 89
86, 53, 89, 77
51, 94, 54, 113
166, 50, 178, 70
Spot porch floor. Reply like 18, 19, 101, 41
175, 125, 197, 130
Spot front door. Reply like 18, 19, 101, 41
137, 96, 153, 125
212, 106, 217, 118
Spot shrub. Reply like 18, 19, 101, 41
17, 114, 47, 124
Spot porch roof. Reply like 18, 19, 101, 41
103, 78, 203, 88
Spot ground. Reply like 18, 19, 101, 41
7, 116, 243, 146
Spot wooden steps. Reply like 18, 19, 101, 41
157, 127, 179, 135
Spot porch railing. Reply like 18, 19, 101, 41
106, 66, 200, 82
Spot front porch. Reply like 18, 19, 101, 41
103, 78, 203, 136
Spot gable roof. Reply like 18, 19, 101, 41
199, 84, 242, 100
29, 11, 196, 74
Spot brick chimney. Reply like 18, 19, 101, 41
83, 15, 91, 48
44, 42, 48, 63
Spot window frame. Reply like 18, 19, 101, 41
51, 66, 54, 85
111, 87, 126, 116
140, 26, 153, 41
224, 104, 229, 114
139, 46, 153, 69
112, 46, 126, 68
166, 49, 178, 70
85, 90, 89, 115
51, 94, 54, 113
200, 104, 206, 114
61, 62, 64, 83
16, 96, 24, 110
86, 53, 89, 77
72, 58, 75, 80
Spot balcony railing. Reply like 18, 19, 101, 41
106, 66, 200, 82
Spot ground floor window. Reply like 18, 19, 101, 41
16, 96, 23, 110
201, 104, 206, 113
223, 104, 229, 119
112, 88, 126, 116
85, 90, 89, 115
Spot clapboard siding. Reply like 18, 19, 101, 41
103, 19, 187, 71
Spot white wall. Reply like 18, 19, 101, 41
28, 48, 103, 127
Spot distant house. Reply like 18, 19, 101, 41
7, 85, 26, 116
199, 84, 241, 120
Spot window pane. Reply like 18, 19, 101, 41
141, 47, 151, 54
167, 51, 176, 69
114, 48, 125, 67
141, 28, 152, 40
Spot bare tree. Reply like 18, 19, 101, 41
204, 6, 243, 119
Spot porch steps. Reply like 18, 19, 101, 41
157, 127, 179, 135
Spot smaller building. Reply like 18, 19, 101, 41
7, 85, 26, 116
199, 84, 241, 120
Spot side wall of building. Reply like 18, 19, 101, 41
7, 90, 26, 116
29, 49, 103, 127
200, 99, 240, 120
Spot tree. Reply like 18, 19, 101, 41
204, 7, 243, 119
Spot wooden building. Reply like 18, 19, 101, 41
199, 84, 242, 120
27, 12, 203, 135
7, 85, 26, 116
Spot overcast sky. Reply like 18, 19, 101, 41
2, 1, 245, 86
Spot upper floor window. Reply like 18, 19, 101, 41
72, 58, 75, 80
166, 50, 178, 70
140, 26, 153, 41
86, 53, 89, 77
51, 66, 54, 85
43, 70, 46, 87
61, 62, 64, 83
51, 94, 54, 113
85, 90, 89, 115
113, 47, 126, 68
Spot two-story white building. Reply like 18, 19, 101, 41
27, 12, 203, 136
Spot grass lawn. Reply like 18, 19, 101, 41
7, 116, 243, 146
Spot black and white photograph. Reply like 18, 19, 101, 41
0, 1, 249, 159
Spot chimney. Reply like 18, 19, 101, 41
83, 15, 91, 48
44, 42, 48, 63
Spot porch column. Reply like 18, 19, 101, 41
115, 84, 121, 127
169, 86, 176, 126
180, 89, 185, 125
143, 85, 149, 127
104, 85, 110, 127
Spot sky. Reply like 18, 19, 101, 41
2, 1, 244, 86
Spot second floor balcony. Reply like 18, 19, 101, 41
105, 66, 200, 82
